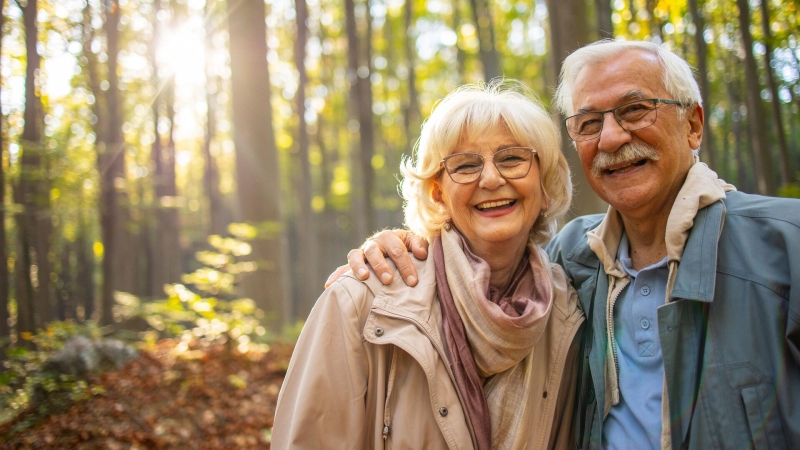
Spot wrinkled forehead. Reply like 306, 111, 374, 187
572, 49, 666, 111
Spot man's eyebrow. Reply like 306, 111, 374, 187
575, 90, 647, 114
619, 90, 645, 102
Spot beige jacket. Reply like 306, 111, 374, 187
272, 253, 585, 450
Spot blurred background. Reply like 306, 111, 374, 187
1, 0, 800, 348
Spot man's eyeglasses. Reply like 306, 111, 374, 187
564, 98, 691, 142
440, 147, 537, 184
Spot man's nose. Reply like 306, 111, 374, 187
597, 112, 632, 153
478, 160, 506, 189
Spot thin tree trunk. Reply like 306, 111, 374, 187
293, 0, 319, 317
452, 0, 467, 82
759, 0, 792, 186
404, 0, 421, 153
595, 0, 614, 39
344, 0, 375, 242
227, 0, 291, 329
16, 0, 53, 338
645, 0, 662, 41
467, 0, 501, 80
0, 0, 9, 353
76, 217, 95, 321
688, 0, 716, 169
726, 65, 748, 190
736, 0, 776, 195
99, 0, 130, 324
546, 0, 606, 216
204, 0, 226, 236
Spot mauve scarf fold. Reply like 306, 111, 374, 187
433, 227, 554, 450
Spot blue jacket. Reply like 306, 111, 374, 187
546, 190, 800, 450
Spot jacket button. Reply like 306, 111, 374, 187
640, 285, 651, 296
640, 319, 650, 329
375, 327, 384, 337
439, 407, 448, 416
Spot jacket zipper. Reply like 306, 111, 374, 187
604, 275, 630, 420
368, 306, 474, 449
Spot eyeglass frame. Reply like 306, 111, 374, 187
563, 98, 692, 142
439, 147, 538, 184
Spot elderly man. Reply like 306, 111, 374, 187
335, 40, 800, 449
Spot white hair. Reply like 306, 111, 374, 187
400, 80, 572, 246
554, 39, 702, 117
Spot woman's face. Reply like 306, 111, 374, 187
433, 123, 546, 254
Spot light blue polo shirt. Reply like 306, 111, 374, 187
602, 233, 668, 450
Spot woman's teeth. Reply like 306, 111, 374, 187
476, 200, 514, 210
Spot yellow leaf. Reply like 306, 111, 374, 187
20, 332, 33, 340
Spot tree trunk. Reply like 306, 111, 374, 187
452, 0, 467, 82
16, 0, 53, 339
99, 0, 130, 324
0, 0, 9, 353
150, 69, 181, 296
726, 66, 749, 190
344, 0, 375, 242
227, 0, 291, 329
688, 0, 716, 170
76, 213, 95, 321
595, 0, 614, 39
467, 0, 501, 80
546, 0, 606, 216
292, 0, 320, 317
404, 0, 421, 154
736, 0, 776, 195
204, 0, 226, 236
645, 0, 662, 42
759, 0, 792, 186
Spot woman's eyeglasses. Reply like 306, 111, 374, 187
440, 147, 537, 184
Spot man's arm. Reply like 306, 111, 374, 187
324, 229, 429, 288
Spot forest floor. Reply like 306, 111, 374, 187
0, 339, 295, 449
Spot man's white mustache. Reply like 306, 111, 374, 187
591, 141, 660, 178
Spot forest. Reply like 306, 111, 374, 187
0, 0, 799, 446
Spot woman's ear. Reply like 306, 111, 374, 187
431, 180, 444, 205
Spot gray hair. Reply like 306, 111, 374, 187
400, 80, 573, 246
554, 39, 702, 117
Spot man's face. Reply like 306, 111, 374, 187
571, 49, 703, 219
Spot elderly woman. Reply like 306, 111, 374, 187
271, 81, 584, 450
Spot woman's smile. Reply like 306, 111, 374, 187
474, 199, 517, 217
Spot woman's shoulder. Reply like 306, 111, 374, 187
322, 256, 436, 317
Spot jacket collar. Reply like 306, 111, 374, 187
579, 160, 734, 302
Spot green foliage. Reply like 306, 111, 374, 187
0, 321, 104, 426
115, 230, 277, 352
778, 182, 800, 198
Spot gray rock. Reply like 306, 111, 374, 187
41, 335, 137, 377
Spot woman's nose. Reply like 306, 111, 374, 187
478, 160, 506, 189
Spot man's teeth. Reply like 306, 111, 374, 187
476, 200, 514, 210
606, 159, 647, 174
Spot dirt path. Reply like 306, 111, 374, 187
0, 340, 294, 449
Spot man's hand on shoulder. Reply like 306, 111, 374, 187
324, 229, 429, 288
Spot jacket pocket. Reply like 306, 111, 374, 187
726, 362, 787, 450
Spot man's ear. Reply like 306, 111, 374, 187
687, 104, 704, 150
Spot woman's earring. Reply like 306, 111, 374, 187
541, 210, 548, 219
443, 222, 452, 231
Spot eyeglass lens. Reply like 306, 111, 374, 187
566, 99, 659, 141
443, 147, 534, 183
